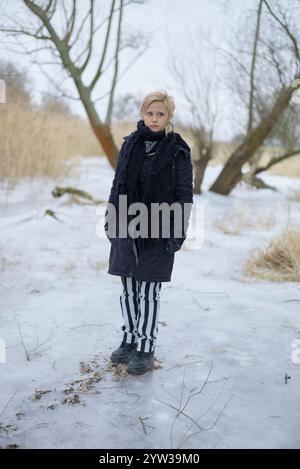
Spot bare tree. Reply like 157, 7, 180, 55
166, 28, 220, 194
247, 0, 263, 136
246, 100, 300, 178
0, 0, 149, 168
0, 60, 32, 108
112, 91, 141, 121
209, 0, 300, 195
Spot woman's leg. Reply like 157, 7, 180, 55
136, 281, 162, 353
120, 276, 140, 344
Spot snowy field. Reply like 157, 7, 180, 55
1, 156, 300, 449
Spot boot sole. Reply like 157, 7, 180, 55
111, 356, 133, 365
110, 351, 137, 365
127, 359, 155, 375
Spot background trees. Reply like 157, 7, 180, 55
0, 0, 148, 168
1, 0, 299, 196
209, 0, 300, 194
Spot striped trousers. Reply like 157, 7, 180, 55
120, 276, 162, 353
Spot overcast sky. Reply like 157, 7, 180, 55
0, 0, 255, 139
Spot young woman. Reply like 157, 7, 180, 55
105, 90, 193, 375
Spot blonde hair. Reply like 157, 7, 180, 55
140, 90, 175, 135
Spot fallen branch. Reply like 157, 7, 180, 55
0, 391, 18, 420
169, 362, 214, 447
138, 416, 154, 435
177, 374, 231, 448
44, 209, 63, 222
177, 393, 234, 449
51, 186, 105, 205
157, 361, 232, 449
241, 173, 278, 191
15, 318, 53, 362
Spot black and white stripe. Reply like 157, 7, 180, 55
120, 277, 139, 345
120, 276, 162, 353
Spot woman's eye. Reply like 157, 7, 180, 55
146, 112, 164, 117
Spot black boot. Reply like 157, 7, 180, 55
127, 350, 155, 375
110, 341, 137, 364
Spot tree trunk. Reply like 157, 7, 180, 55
209, 86, 296, 195
75, 84, 119, 169
89, 120, 119, 168
193, 147, 212, 194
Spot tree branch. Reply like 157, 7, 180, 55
63, 0, 77, 44
262, 0, 300, 62
247, 0, 263, 135
106, 0, 124, 125
78, 0, 95, 73
88, 0, 116, 91
255, 149, 300, 174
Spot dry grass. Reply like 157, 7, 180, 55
214, 206, 276, 235
103, 361, 129, 381
0, 110, 196, 190
2, 99, 299, 192
103, 356, 162, 380
243, 222, 300, 282
63, 261, 77, 273
0, 105, 101, 189
88, 258, 108, 271
268, 155, 300, 178
0, 255, 20, 271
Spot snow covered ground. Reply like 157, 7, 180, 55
1, 156, 300, 449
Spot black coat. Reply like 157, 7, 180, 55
106, 131, 193, 282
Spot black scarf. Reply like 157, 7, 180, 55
115, 119, 185, 252
126, 120, 167, 206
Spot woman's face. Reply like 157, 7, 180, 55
143, 101, 169, 133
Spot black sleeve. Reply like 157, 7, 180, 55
107, 139, 127, 205
105, 139, 127, 240
172, 148, 193, 246
175, 148, 193, 205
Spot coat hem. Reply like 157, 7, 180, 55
107, 269, 171, 282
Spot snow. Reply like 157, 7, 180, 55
1, 156, 300, 449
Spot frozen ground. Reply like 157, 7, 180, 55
1, 156, 300, 449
